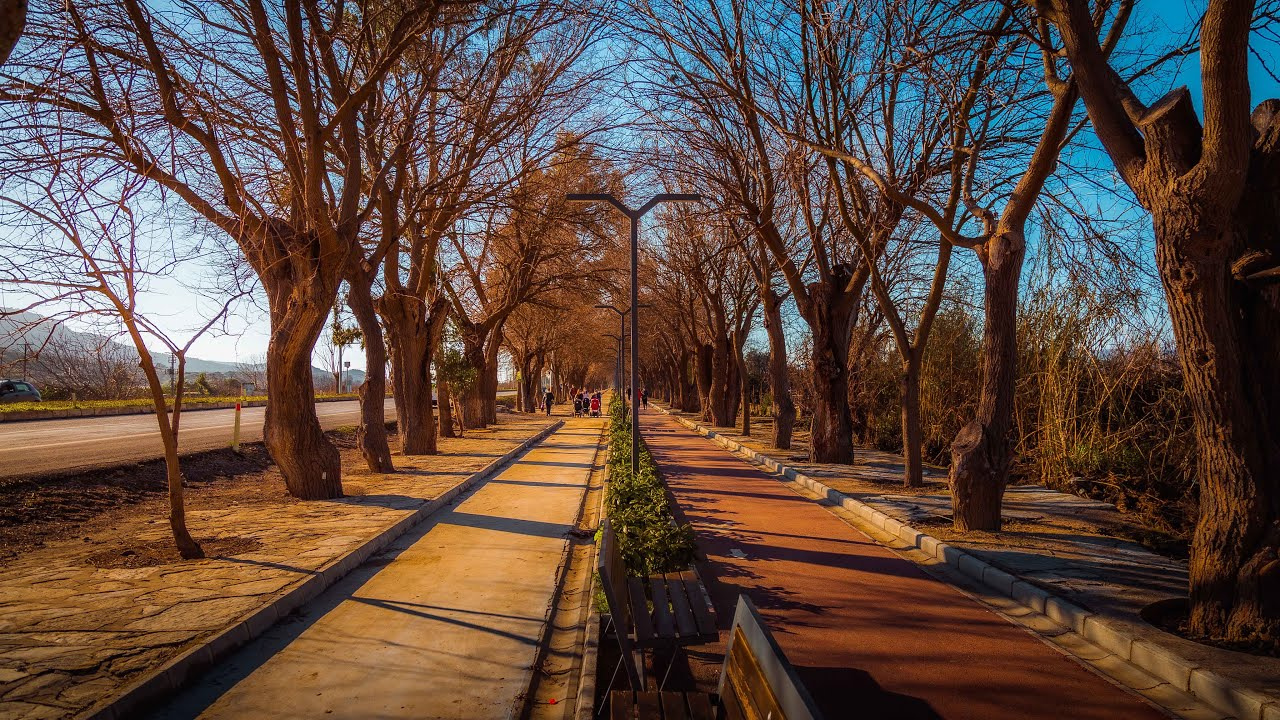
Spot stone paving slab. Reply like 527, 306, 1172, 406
0, 416, 557, 720
654, 406, 1280, 720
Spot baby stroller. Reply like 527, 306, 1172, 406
572, 395, 583, 417
590, 394, 601, 417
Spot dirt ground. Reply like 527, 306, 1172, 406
0, 416, 547, 566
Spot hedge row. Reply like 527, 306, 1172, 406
603, 395, 696, 575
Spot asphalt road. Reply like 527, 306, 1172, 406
0, 399, 395, 480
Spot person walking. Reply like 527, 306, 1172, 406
544, 389, 554, 416
640, 387, 649, 409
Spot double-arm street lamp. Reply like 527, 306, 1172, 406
569, 193, 701, 475
596, 303, 651, 414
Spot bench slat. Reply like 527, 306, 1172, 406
679, 570, 718, 638
610, 690, 634, 720
628, 577, 656, 646
636, 691, 662, 719
726, 625, 786, 720
650, 577, 676, 640
720, 681, 748, 720
664, 574, 699, 639
686, 693, 716, 720
660, 691, 690, 720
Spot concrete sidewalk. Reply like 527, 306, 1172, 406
640, 411, 1172, 720
148, 419, 604, 720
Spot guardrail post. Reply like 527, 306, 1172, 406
231, 402, 242, 452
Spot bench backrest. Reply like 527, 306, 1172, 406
717, 595, 823, 720
598, 519, 643, 689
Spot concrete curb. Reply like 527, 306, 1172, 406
0, 395, 363, 423
79, 419, 565, 720
652, 406, 1277, 720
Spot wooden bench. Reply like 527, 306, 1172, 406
598, 519, 719, 689
610, 595, 824, 720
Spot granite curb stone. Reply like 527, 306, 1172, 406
652, 406, 1276, 720
77, 419, 564, 720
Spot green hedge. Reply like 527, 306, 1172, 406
604, 395, 696, 575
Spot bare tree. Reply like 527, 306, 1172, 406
34, 335, 142, 400
0, 155, 242, 559
2, 0, 454, 499
1039, 0, 1280, 644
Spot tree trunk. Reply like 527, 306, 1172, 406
263, 293, 342, 499
133, 343, 202, 559
695, 342, 713, 422
676, 350, 697, 412
1154, 199, 1280, 644
805, 281, 856, 464
0, 0, 27, 67
762, 289, 796, 449
735, 341, 751, 437
709, 334, 734, 426
460, 324, 498, 428
437, 340, 457, 439
346, 274, 394, 472
900, 355, 924, 488
950, 231, 1024, 530
381, 295, 446, 455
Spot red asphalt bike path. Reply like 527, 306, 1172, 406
639, 410, 1168, 720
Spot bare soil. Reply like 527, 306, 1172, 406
0, 439, 291, 563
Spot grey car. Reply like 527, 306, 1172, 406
0, 380, 41, 403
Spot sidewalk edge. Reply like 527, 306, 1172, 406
79, 419, 564, 720
651, 406, 1276, 720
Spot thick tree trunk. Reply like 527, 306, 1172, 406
950, 231, 1024, 530
346, 275, 394, 472
460, 324, 499, 425
762, 290, 796, 449
805, 281, 856, 464
677, 350, 699, 413
709, 335, 734, 426
0, 0, 26, 67
900, 357, 924, 488
1154, 201, 1280, 644
695, 342, 713, 422
381, 296, 446, 454
263, 287, 342, 499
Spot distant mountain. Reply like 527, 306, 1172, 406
0, 310, 363, 388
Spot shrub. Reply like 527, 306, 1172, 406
604, 395, 696, 575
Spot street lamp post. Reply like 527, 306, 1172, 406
596, 304, 651, 416
570, 193, 701, 475
601, 331, 623, 399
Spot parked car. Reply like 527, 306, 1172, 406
0, 380, 41, 403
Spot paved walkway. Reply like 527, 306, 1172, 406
640, 411, 1167, 720
148, 419, 604, 720
0, 415, 558, 720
